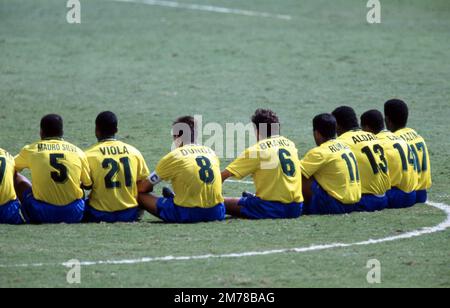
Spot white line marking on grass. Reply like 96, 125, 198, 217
227, 179, 253, 185
113, 0, 292, 20
1, 202, 449, 269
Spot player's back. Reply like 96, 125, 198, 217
0, 148, 17, 205
156, 144, 224, 208
395, 128, 431, 191
228, 136, 303, 204
86, 139, 150, 212
338, 130, 391, 195
15, 139, 91, 206
302, 140, 362, 204
377, 131, 418, 193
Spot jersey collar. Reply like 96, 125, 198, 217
98, 138, 117, 143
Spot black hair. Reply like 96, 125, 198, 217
361, 109, 385, 134
251, 109, 280, 138
41, 114, 63, 138
173, 116, 197, 143
96, 111, 118, 137
313, 113, 337, 139
331, 106, 360, 131
384, 99, 409, 129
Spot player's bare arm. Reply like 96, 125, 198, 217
221, 170, 233, 183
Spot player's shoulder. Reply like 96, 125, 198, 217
61, 140, 86, 156
18, 140, 40, 152
117, 140, 144, 157
0, 148, 13, 159
396, 127, 426, 142
84, 142, 100, 154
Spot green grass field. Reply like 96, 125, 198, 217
0, 0, 449, 288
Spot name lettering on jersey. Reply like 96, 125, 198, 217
180, 147, 213, 157
385, 135, 402, 142
37, 143, 78, 153
352, 133, 376, 144
99, 146, 130, 156
328, 142, 349, 153
399, 131, 419, 142
259, 138, 291, 150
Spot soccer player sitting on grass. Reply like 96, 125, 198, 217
84, 111, 150, 223
332, 106, 390, 212
221, 109, 304, 219
0, 148, 26, 224
14, 114, 92, 224
384, 99, 432, 204
361, 110, 418, 209
300, 114, 362, 215
138, 116, 225, 223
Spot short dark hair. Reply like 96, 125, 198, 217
173, 116, 197, 143
313, 113, 337, 139
41, 114, 63, 138
251, 109, 280, 137
332, 106, 359, 131
96, 111, 118, 137
384, 99, 409, 128
361, 110, 385, 134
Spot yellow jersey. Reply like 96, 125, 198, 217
15, 138, 92, 206
226, 136, 304, 204
154, 144, 224, 208
85, 139, 150, 212
0, 148, 17, 205
338, 130, 391, 195
377, 131, 418, 193
300, 140, 362, 204
395, 128, 432, 191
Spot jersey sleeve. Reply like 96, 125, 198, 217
155, 152, 178, 181
79, 152, 93, 187
14, 146, 31, 171
300, 148, 324, 179
226, 147, 259, 179
136, 152, 150, 181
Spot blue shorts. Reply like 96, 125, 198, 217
416, 190, 428, 204
83, 202, 141, 223
304, 182, 356, 215
157, 197, 226, 223
387, 188, 417, 209
238, 196, 302, 219
0, 200, 26, 225
22, 189, 85, 224
356, 194, 388, 212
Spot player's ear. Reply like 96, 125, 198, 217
313, 130, 321, 146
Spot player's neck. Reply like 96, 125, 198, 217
41, 136, 63, 141
392, 126, 406, 133
340, 127, 360, 135
98, 136, 117, 142
180, 142, 198, 147
258, 134, 280, 141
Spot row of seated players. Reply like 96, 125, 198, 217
0, 99, 431, 224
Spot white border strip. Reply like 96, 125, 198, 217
0, 202, 448, 269
227, 179, 253, 185
113, 0, 292, 20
